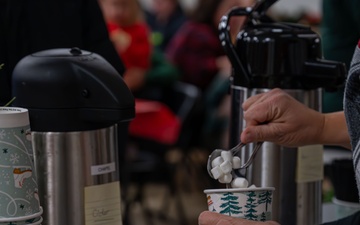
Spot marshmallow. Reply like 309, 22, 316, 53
221, 150, 233, 162
232, 156, 241, 169
211, 156, 224, 168
248, 184, 257, 188
231, 177, 249, 188
218, 173, 232, 183
211, 166, 223, 180
220, 160, 232, 174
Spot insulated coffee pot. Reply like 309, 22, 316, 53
219, 0, 346, 224
12, 48, 135, 225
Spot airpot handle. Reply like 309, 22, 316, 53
218, 0, 278, 86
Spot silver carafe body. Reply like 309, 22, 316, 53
32, 125, 120, 225
229, 86, 323, 224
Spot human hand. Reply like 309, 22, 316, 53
110, 28, 131, 53
198, 211, 280, 225
123, 67, 147, 91
240, 88, 325, 147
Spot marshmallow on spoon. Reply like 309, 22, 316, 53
231, 177, 249, 188
220, 160, 232, 174
218, 173, 233, 184
221, 150, 233, 162
232, 156, 241, 169
210, 166, 223, 180
211, 156, 224, 168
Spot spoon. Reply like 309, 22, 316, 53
207, 142, 263, 179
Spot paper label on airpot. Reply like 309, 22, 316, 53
91, 162, 116, 176
296, 145, 324, 183
84, 181, 122, 225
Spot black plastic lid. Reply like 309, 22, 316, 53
218, 0, 346, 90
12, 48, 135, 132
234, 23, 346, 89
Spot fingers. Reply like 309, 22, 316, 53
198, 211, 236, 225
241, 124, 282, 144
243, 89, 293, 126
242, 88, 283, 111
198, 211, 280, 225
199, 211, 249, 225
243, 97, 277, 126
241, 92, 266, 111
240, 89, 295, 145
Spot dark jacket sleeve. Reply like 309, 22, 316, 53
0, 0, 126, 104
81, 0, 126, 76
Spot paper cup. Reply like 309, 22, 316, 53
0, 215, 43, 225
0, 107, 41, 220
332, 197, 360, 220
204, 187, 275, 221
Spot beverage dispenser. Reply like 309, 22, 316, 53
11, 48, 135, 225
219, 0, 346, 224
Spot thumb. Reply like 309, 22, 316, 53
241, 124, 280, 144
198, 211, 280, 225
198, 211, 232, 225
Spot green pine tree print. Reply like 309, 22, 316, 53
244, 191, 258, 221
258, 190, 272, 211
260, 212, 267, 222
219, 192, 242, 216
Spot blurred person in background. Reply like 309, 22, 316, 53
145, 0, 188, 51
99, 0, 180, 97
165, 0, 252, 92
99, 0, 152, 92
0, 0, 125, 106
165, 0, 254, 150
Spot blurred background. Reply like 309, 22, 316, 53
96, 0, 359, 224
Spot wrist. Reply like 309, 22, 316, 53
321, 112, 350, 149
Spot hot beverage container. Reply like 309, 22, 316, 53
219, 0, 346, 224
12, 48, 135, 225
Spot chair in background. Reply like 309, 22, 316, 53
121, 81, 203, 225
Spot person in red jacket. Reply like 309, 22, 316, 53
99, 0, 152, 92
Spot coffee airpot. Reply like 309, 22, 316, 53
12, 48, 135, 225
219, 0, 346, 224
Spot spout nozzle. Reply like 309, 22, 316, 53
303, 59, 347, 91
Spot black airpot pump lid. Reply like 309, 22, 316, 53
12, 47, 135, 132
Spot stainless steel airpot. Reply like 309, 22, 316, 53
12, 47, 135, 225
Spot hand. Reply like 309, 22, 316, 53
123, 67, 147, 91
198, 211, 280, 225
240, 88, 325, 147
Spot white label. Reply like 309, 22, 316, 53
296, 145, 324, 183
91, 162, 116, 176
84, 182, 122, 225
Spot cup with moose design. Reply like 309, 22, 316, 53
0, 107, 43, 223
204, 186, 275, 221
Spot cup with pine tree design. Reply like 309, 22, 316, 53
204, 187, 275, 221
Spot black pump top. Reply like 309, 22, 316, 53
219, 0, 346, 90
12, 48, 135, 132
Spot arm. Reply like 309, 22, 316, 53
240, 88, 350, 149
322, 111, 350, 149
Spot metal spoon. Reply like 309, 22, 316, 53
207, 142, 263, 179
